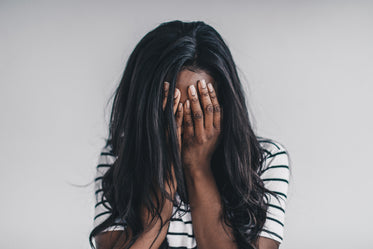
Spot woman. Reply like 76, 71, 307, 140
89, 20, 291, 249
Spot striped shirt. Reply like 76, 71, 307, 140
93, 137, 290, 247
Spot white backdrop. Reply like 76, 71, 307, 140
1, 1, 372, 248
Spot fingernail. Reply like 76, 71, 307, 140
207, 83, 213, 92
178, 103, 183, 111
190, 85, 196, 96
174, 89, 179, 99
164, 82, 170, 90
201, 79, 206, 88
186, 99, 190, 108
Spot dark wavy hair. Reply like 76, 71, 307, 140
89, 20, 283, 249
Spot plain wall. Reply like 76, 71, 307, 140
1, 1, 372, 248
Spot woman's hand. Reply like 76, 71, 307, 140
162, 81, 183, 153
181, 79, 222, 174
162, 81, 183, 196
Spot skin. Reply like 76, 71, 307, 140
168, 69, 222, 171
165, 69, 280, 249
94, 69, 280, 249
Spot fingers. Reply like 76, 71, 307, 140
183, 99, 194, 137
184, 80, 222, 137
162, 82, 169, 111
162, 81, 180, 115
207, 83, 222, 131
175, 102, 183, 152
197, 79, 214, 130
163, 82, 182, 152
173, 88, 180, 115
187, 84, 204, 137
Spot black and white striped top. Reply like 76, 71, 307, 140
93, 137, 290, 248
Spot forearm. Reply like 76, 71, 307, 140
184, 164, 238, 249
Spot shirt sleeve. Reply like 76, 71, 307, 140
93, 145, 126, 232
257, 140, 290, 244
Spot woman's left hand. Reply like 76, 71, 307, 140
162, 81, 183, 197
181, 79, 223, 174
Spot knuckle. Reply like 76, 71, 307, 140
191, 97, 199, 103
213, 104, 221, 113
205, 104, 214, 114
176, 111, 183, 119
192, 111, 203, 120
185, 119, 194, 127
209, 93, 217, 99
201, 90, 209, 97
196, 136, 207, 144
183, 138, 192, 147
206, 132, 214, 139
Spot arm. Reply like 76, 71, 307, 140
184, 164, 238, 249
95, 170, 177, 249
95, 185, 175, 249
95, 197, 173, 249
179, 81, 288, 249
179, 80, 237, 249
256, 140, 291, 248
255, 237, 280, 249
184, 165, 281, 249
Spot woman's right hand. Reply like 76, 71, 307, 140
162, 81, 183, 196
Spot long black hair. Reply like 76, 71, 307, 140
89, 20, 283, 249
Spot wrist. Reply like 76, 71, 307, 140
184, 161, 212, 180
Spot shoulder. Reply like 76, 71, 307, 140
96, 143, 117, 177
257, 137, 290, 179
257, 136, 288, 156
256, 136, 291, 175
99, 143, 117, 162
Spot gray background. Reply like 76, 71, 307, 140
1, 1, 372, 248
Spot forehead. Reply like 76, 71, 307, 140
176, 69, 214, 86
175, 69, 216, 103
